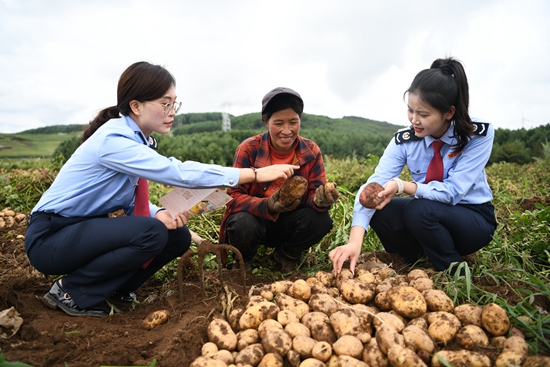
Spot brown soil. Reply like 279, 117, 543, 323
0, 212, 548, 367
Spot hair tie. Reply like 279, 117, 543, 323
438, 64, 455, 78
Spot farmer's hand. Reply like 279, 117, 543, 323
267, 189, 301, 214
155, 210, 189, 230
313, 182, 339, 208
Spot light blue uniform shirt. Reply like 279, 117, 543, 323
352, 120, 494, 232
32, 115, 241, 217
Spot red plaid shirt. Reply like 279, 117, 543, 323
218, 132, 328, 244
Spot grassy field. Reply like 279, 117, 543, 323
0, 133, 78, 158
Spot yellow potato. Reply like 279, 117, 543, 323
308, 293, 338, 316
339, 279, 376, 304
407, 269, 429, 281
306, 277, 321, 287
427, 312, 462, 345
292, 335, 317, 358
189, 356, 228, 367
213, 349, 234, 365
258, 319, 283, 339
201, 341, 219, 357
336, 268, 354, 288
275, 293, 309, 320
422, 289, 454, 312
285, 321, 311, 339
261, 328, 293, 356
247, 295, 267, 308
277, 309, 300, 326
374, 291, 392, 311
356, 271, 377, 285
270, 280, 293, 294
372, 312, 405, 333
208, 318, 238, 351
239, 301, 280, 330
363, 338, 389, 367
495, 350, 527, 367
329, 309, 363, 337
503, 335, 528, 355
308, 320, 337, 344
453, 303, 483, 327
455, 325, 489, 350
299, 358, 328, 367
387, 286, 427, 319
235, 343, 265, 366
301, 311, 330, 329
258, 352, 284, 367
338, 355, 370, 367
238, 328, 259, 345
376, 323, 405, 355
287, 349, 301, 367
315, 270, 336, 287
407, 316, 428, 331
289, 279, 312, 302
311, 341, 332, 362
142, 309, 169, 330
228, 307, 245, 332
402, 325, 436, 354
332, 335, 363, 359
481, 303, 510, 336
432, 350, 491, 367
387, 344, 428, 367
410, 277, 434, 292
523, 356, 550, 367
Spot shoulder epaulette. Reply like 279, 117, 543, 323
472, 122, 489, 136
148, 135, 159, 150
394, 127, 422, 145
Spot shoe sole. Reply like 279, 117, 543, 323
43, 292, 108, 317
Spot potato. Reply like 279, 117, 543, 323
336, 268, 354, 288
455, 325, 489, 350
213, 349, 234, 365
410, 277, 434, 292
523, 356, 550, 367
325, 355, 339, 367
376, 323, 405, 355
376, 282, 393, 293
453, 304, 483, 327
285, 321, 311, 338
491, 336, 506, 349
332, 335, 363, 359
374, 292, 392, 311
190, 356, 228, 367
235, 343, 265, 366
238, 329, 260, 345
247, 295, 268, 308
258, 319, 283, 339
278, 309, 300, 326
338, 355, 370, 367
407, 317, 428, 331
228, 307, 245, 331
287, 349, 301, 367
422, 289, 454, 312
495, 350, 527, 367
387, 344, 428, 367
258, 352, 284, 367
339, 279, 376, 304
143, 309, 169, 330
289, 279, 312, 302
208, 318, 238, 351
239, 301, 280, 330
275, 293, 309, 320
308, 320, 337, 344
309, 294, 338, 316
351, 304, 377, 332
356, 271, 377, 285
261, 328, 292, 356
311, 341, 332, 362
402, 325, 436, 354
310, 284, 329, 295
363, 338, 389, 367
386, 286, 427, 319
372, 312, 405, 333
293, 335, 317, 358
432, 350, 491, 367
299, 358, 327, 367
271, 280, 293, 294
260, 290, 274, 301
356, 332, 372, 344
503, 335, 528, 354
329, 309, 363, 337
427, 311, 461, 345
407, 269, 429, 281
201, 342, 219, 357
359, 182, 384, 208
306, 277, 321, 287
481, 303, 510, 336
301, 312, 330, 329
315, 270, 335, 287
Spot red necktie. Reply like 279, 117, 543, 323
425, 141, 444, 183
134, 178, 154, 269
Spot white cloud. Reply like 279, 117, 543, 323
0, 0, 548, 133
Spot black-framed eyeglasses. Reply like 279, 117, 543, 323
155, 101, 182, 115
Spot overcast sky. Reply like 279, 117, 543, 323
1, 0, 549, 134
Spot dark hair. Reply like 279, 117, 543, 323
82, 61, 176, 142
261, 94, 304, 122
405, 57, 473, 152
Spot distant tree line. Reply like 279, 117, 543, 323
49, 113, 550, 166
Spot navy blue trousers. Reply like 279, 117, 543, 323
25, 212, 190, 308
226, 207, 333, 262
370, 198, 497, 271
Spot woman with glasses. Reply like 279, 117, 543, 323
24, 61, 298, 317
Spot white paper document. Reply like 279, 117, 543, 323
158, 188, 232, 217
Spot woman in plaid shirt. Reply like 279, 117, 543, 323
218, 87, 338, 272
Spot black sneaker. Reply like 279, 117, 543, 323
273, 250, 299, 273
43, 280, 108, 317
108, 291, 137, 305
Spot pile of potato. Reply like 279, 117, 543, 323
190, 267, 550, 367
0, 208, 26, 229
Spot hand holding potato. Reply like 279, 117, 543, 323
313, 182, 340, 208
267, 176, 308, 213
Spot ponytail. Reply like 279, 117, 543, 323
406, 57, 473, 152
82, 106, 120, 142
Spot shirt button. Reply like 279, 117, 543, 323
416, 170, 420, 173
418, 195, 423, 199
229, 180, 234, 185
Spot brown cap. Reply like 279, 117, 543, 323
261, 87, 303, 114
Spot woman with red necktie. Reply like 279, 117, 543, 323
330, 57, 497, 274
